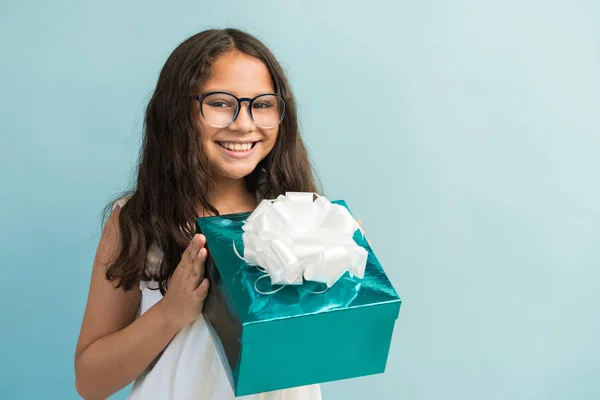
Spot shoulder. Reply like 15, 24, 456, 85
112, 195, 132, 211
101, 195, 130, 240
107, 193, 164, 282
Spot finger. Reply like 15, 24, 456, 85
180, 235, 198, 267
186, 234, 205, 265
191, 247, 207, 281
355, 219, 371, 245
195, 278, 210, 301
356, 219, 366, 235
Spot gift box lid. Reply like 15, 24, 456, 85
197, 200, 401, 344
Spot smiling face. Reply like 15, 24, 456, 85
192, 50, 280, 181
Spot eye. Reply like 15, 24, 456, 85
253, 101, 273, 109
208, 101, 233, 108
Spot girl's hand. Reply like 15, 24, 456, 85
357, 219, 372, 246
158, 234, 210, 329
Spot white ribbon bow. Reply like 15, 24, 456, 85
234, 192, 368, 293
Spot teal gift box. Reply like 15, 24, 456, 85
196, 200, 401, 397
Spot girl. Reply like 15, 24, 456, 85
75, 28, 322, 400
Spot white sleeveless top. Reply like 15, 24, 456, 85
113, 199, 322, 400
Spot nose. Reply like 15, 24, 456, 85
229, 103, 255, 133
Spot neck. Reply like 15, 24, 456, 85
205, 175, 257, 216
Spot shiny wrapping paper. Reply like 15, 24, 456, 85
196, 200, 401, 397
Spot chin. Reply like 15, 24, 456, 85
215, 164, 257, 180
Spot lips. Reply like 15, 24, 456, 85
215, 141, 259, 159
216, 141, 257, 152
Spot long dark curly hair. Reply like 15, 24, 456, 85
103, 28, 319, 294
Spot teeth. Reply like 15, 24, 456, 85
220, 142, 253, 152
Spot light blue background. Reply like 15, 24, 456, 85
1, 1, 599, 399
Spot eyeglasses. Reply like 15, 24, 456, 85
192, 91, 285, 129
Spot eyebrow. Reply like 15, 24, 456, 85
202, 88, 276, 97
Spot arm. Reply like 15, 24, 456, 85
74, 207, 209, 400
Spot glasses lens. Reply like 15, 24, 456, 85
201, 93, 238, 128
251, 95, 285, 129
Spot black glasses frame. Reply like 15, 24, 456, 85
192, 91, 285, 128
